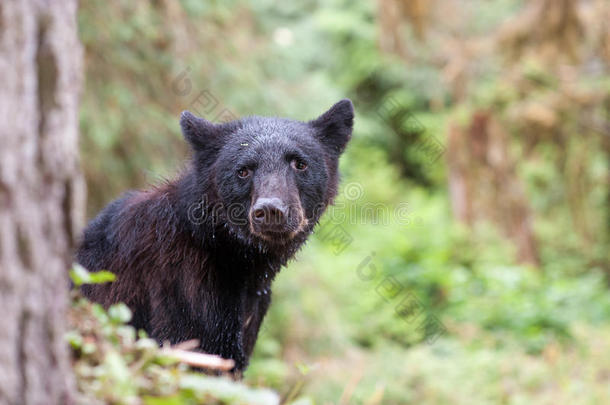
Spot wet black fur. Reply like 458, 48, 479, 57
76, 99, 353, 372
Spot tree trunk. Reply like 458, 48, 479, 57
447, 111, 540, 266
0, 1, 84, 404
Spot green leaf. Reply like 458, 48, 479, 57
143, 395, 184, 405
89, 270, 117, 284
65, 330, 83, 349
70, 264, 116, 286
108, 303, 133, 324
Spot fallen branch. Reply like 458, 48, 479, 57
163, 348, 235, 372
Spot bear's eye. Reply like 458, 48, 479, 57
291, 159, 308, 171
237, 167, 252, 178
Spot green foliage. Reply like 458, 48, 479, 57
70, 264, 116, 287
68, 267, 280, 405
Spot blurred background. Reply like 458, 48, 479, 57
78, 0, 610, 403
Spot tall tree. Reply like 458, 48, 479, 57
0, 0, 84, 404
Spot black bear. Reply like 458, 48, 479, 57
76, 99, 354, 372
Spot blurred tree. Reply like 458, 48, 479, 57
378, 0, 432, 57
444, 0, 610, 268
0, 0, 84, 403
447, 111, 540, 265
497, 0, 583, 64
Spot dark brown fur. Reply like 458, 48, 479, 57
77, 100, 354, 372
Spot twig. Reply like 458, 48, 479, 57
163, 348, 235, 371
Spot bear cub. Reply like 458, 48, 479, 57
76, 99, 354, 372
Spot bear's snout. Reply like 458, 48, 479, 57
252, 197, 287, 226
249, 197, 305, 241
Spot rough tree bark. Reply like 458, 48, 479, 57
0, 1, 84, 404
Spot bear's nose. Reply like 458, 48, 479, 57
251, 198, 287, 226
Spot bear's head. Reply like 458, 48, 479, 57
180, 99, 353, 248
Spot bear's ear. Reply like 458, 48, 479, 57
309, 99, 354, 155
180, 110, 219, 151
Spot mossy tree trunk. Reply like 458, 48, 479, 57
0, 0, 84, 404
